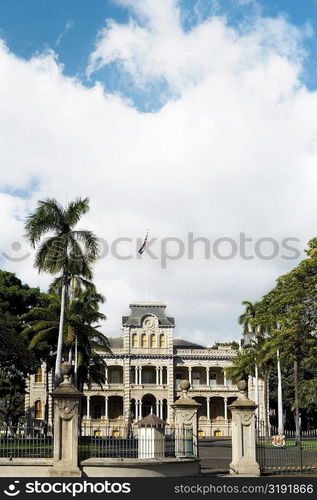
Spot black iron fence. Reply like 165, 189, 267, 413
0, 425, 53, 459
256, 423, 317, 474
79, 424, 194, 460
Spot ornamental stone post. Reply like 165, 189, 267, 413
49, 362, 83, 477
228, 380, 260, 476
171, 380, 200, 458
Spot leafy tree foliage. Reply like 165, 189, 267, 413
0, 270, 45, 424
233, 237, 317, 436
22, 287, 110, 390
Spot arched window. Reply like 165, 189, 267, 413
35, 367, 43, 383
151, 334, 157, 348
35, 400, 43, 419
160, 334, 166, 348
132, 334, 139, 347
141, 333, 148, 348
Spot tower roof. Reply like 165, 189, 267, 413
122, 301, 175, 327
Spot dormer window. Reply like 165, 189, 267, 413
142, 333, 148, 348
160, 334, 166, 348
35, 368, 43, 383
151, 334, 157, 347
132, 333, 139, 347
35, 400, 43, 419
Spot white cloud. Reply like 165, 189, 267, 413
1, 3, 317, 344
87, 0, 306, 96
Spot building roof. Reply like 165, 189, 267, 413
122, 301, 175, 327
173, 338, 205, 349
109, 337, 123, 348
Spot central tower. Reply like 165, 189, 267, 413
121, 302, 175, 422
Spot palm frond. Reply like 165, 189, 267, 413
64, 197, 90, 226
25, 198, 64, 246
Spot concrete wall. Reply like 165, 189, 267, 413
0, 458, 200, 478
81, 458, 201, 477
0, 459, 53, 477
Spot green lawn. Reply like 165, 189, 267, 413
258, 439, 317, 449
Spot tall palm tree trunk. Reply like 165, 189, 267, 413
277, 350, 284, 436
54, 282, 66, 386
255, 363, 259, 426
263, 365, 270, 441
294, 356, 301, 446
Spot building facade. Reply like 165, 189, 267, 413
26, 301, 265, 437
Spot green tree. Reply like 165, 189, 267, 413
24, 197, 100, 384
238, 300, 260, 335
22, 288, 110, 390
255, 238, 317, 441
0, 270, 44, 425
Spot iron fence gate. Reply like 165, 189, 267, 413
0, 425, 53, 459
79, 424, 194, 460
256, 423, 317, 474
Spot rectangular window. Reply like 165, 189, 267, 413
109, 369, 122, 384
192, 372, 201, 386
175, 372, 183, 387
35, 368, 43, 383
93, 405, 102, 419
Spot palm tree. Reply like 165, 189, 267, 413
22, 288, 110, 389
24, 197, 100, 384
237, 300, 278, 438
238, 300, 258, 335
238, 300, 261, 422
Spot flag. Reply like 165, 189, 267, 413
138, 231, 148, 254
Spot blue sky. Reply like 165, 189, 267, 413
1, 0, 317, 110
1, 1, 317, 342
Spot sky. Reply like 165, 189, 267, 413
1, 0, 317, 345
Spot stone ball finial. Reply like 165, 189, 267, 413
180, 379, 191, 392
237, 380, 247, 392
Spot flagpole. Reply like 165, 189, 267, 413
138, 229, 150, 303
147, 251, 150, 303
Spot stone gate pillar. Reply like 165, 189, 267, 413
228, 380, 260, 476
171, 380, 200, 457
49, 362, 83, 477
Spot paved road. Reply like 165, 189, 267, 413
198, 438, 232, 476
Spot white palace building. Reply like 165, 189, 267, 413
26, 301, 265, 437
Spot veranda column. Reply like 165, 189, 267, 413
159, 367, 163, 386
188, 367, 192, 385
139, 400, 142, 419
135, 400, 139, 421
156, 366, 159, 385
224, 397, 228, 420
228, 380, 260, 476
49, 362, 83, 477
86, 396, 90, 419
156, 400, 160, 416
223, 369, 227, 386
206, 367, 210, 386
105, 365, 108, 384
207, 397, 210, 421
139, 366, 143, 385
105, 396, 108, 420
